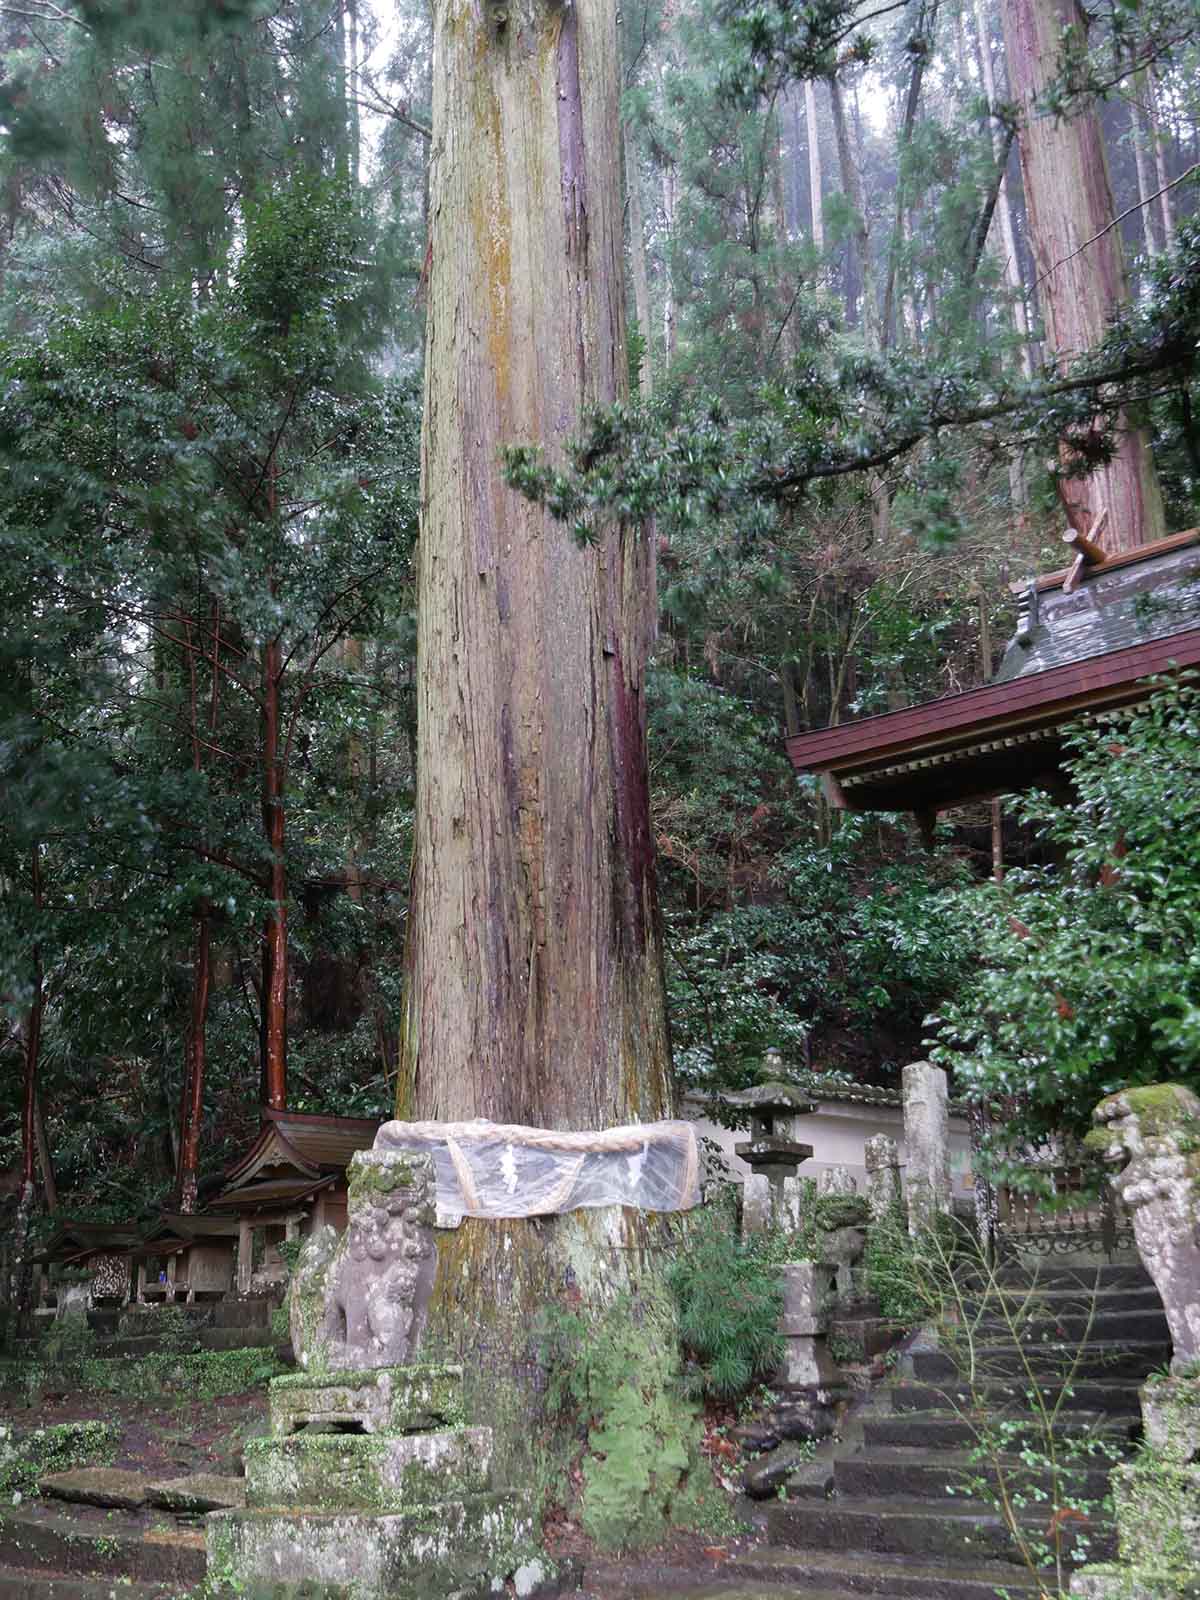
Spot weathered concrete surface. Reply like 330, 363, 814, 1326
902, 1062, 950, 1235
1088, 1084, 1200, 1372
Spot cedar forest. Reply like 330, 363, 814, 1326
1, 0, 1199, 1251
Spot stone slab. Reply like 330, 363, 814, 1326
244, 1425, 492, 1510
207, 1490, 539, 1599
146, 1472, 246, 1512
36, 1468, 149, 1510
268, 1364, 464, 1436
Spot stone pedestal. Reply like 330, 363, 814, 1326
1069, 1375, 1200, 1600
210, 1364, 544, 1597
902, 1061, 950, 1236
208, 1147, 550, 1598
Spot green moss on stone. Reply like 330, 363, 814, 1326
0, 1419, 119, 1493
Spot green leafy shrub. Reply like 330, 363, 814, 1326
667, 1203, 784, 1398
537, 1290, 728, 1550
930, 680, 1200, 1166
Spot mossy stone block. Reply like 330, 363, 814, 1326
244, 1425, 492, 1510
206, 1489, 539, 1599
1113, 1458, 1200, 1570
268, 1365, 464, 1436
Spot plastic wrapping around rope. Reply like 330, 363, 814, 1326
374, 1118, 701, 1218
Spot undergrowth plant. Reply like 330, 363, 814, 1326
666, 1201, 785, 1398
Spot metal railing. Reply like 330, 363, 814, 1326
997, 1156, 1133, 1258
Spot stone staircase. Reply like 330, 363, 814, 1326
732, 1259, 1168, 1599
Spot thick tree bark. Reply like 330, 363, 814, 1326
1000, 0, 1165, 549
401, 0, 673, 1132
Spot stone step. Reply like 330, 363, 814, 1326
766, 1495, 1115, 1565
0, 1507, 206, 1586
832, 1446, 1113, 1502
892, 1378, 1145, 1415
92, 1324, 277, 1358
911, 1341, 1169, 1384
972, 1307, 1168, 1344
983, 1263, 1150, 1290
961, 1284, 1164, 1316
725, 1546, 1047, 1598
863, 1409, 1138, 1453
0, 1571, 175, 1600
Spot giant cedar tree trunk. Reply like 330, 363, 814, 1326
1000, 0, 1165, 550
401, 0, 672, 1133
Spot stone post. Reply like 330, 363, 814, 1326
777, 1261, 840, 1390
864, 1134, 902, 1224
902, 1061, 951, 1236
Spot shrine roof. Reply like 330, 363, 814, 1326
786, 529, 1200, 815
32, 1218, 141, 1263
209, 1174, 337, 1213
219, 1108, 382, 1195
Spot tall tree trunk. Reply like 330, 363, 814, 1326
403, 0, 672, 1132
880, 13, 934, 353
828, 73, 878, 349
974, 0, 1032, 364
1146, 70, 1175, 250
33, 1093, 56, 1213
11, 846, 45, 1335
804, 79, 824, 253
260, 638, 287, 1111
661, 158, 677, 365
1130, 78, 1160, 259
624, 121, 654, 396
1000, 0, 1165, 549
177, 906, 211, 1213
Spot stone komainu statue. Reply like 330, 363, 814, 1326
1087, 1083, 1200, 1373
290, 1149, 438, 1372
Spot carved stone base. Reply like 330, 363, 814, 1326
268, 1365, 464, 1437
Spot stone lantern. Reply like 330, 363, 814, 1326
722, 1072, 817, 1234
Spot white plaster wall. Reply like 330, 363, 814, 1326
683, 1094, 974, 1197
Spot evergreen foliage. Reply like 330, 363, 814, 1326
930, 680, 1200, 1162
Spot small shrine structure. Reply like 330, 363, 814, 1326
208, 1108, 383, 1294
786, 526, 1200, 827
